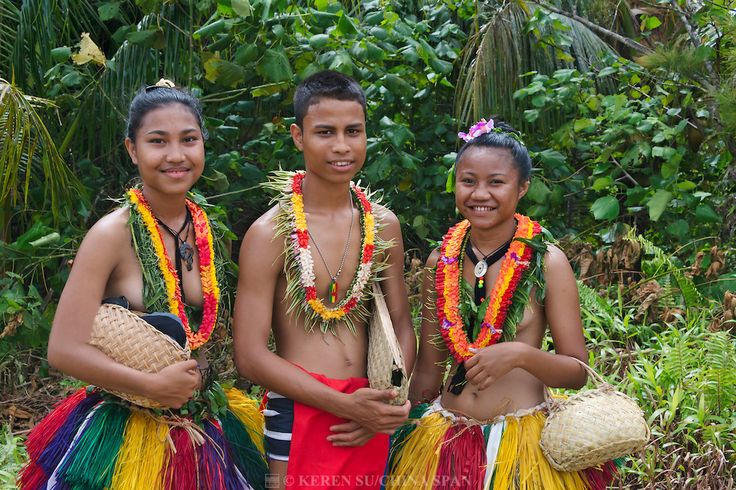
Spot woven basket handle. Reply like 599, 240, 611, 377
543, 357, 608, 405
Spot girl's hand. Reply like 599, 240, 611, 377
464, 342, 526, 390
144, 359, 201, 408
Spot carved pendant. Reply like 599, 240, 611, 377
180, 242, 195, 271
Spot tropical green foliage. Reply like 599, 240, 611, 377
0, 80, 84, 242
0, 424, 27, 490
0, 0, 734, 487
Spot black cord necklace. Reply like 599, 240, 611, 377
155, 208, 193, 303
465, 237, 513, 304
447, 235, 513, 396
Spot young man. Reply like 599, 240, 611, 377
233, 71, 416, 490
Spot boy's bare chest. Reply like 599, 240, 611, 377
303, 213, 366, 300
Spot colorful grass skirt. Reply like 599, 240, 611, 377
386, 399, 617, 490
19, 387, 268, 490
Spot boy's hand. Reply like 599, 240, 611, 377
144, 359, 201, 408
342, 388, 410, 434
327, 421, 375, 447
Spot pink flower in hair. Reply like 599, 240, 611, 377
458, 118, 495, 142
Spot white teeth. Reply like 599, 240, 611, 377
330, 161, 352, 167
473, 206, 493, 212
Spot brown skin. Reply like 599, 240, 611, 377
233, 99, 416, 487
47, 103, 208, 408
409, 146, 587, 420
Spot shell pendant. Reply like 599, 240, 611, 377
474, 260, 488, 278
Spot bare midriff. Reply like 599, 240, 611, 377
439, 302, 547, 421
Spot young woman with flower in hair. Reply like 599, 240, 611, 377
19, 80, 267, 490
386, 119, 617, 489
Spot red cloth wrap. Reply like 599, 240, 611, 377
285, 370, 389, 489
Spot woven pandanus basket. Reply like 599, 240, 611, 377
367, 283, 408, 406
87, 303, 190, 408
539, 360, 650, 471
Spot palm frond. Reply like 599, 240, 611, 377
455, 0, 617, 132
0, 79, 83, 238
0, 1, 19, 74
9, 0, 126, 91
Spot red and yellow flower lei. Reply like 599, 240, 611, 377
290, 171, 376, 323
127, 189, 220, 349
435, 214, 542, 363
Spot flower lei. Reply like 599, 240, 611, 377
435, 214, 542, 363
288, 171, 376, 331
127, 188, 220, 349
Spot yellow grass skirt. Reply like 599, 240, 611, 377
386, 400, 616, 490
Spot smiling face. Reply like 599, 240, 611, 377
290, 98, 366, 185
455, 146, 529, 231
124, 102, 205, 197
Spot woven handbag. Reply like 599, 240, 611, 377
366, 282, 409, 406
87, 303, 191, 408
539, 358, 650, 471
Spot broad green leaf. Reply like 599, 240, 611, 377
647, 189, 673, 221
661, 161, 679, 179
213, 60, 247, 87
429, 57, 453, 75
98, 2, 121, 21
536, 149, 566, 168
364, 41, 385, 61
592, 176, 613, 191
231, 0, 252, 17
574, 118, 596, 132
695, 204, 721, 223
524, 109, 540, 122
526, 179, 551, 204
29, 232, 60, 248
553, 68, 576, 82
126, 29, 157, 45
643, 16, 662, 30
365, 11, 383, 25
531, 94, 547, 107
666, 220, 689, 238
591, 196, 620, 220
336, 12, 358, 36
328, 50, 354, 75
234, 44, 258, 65
61, 71, 82, 87
309, 34, 330, 50
193, 19, 227, 40
677, 181, 696, 191
258, 49, 292, 82
51, 47, 71, 63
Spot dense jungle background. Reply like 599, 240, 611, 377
1, 0, 735, 487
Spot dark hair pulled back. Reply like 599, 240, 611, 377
456, 121, 531, 182
126, 84, 208, 142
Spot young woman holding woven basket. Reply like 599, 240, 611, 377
385, 119, 618, 490
18, 80, 267, 490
